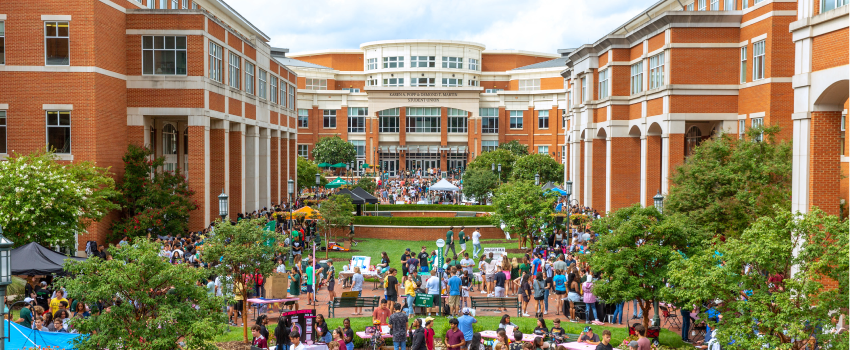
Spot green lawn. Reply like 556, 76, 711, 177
215, 316, 688, 349
316, 238, 524, 269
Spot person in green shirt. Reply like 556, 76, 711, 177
519, 257, 531, 276
458, 227, 467, 256
17, 300, 32, 329
289, 266, 301, 311
305, 264, 315, 306
446, 226, 457, 259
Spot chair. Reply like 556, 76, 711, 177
660, 305, 682, 330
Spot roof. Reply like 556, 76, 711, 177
208, 0, 270, 41
273, 56, 333, 70
512, 56, 569, 71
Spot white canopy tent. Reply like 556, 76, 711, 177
429, 178, 459, 191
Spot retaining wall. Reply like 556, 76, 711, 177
353, 225, 505, 240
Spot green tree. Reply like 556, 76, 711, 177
461, 167, 498, 204
491, 180, 554, 248
665, 126, 792, 239
0, 149, 119, 249
297, 156, 328, 193
312, 136, 356, 166
512, 153, 564, 184
498, 140, 529, 156
467, 149, 516, 182
58, 238, 225, 350
665, 208, 849, 350
112, 145, 197, 240
203, 218, 287, 342
317, 194, 355, 259
356, 177, 377, 195
586, 204, 703, 329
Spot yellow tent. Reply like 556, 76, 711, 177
283, 206, 322, 220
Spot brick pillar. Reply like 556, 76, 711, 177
399, 107, 407, 171
128, 125, 145, 147
339, 106, 349, 141
609, 137, 641, 212
645, 135, 662, 206
809, 111, 842, 216
270, 132, 279, 206
209, 125, 226, 222
229, 125, 244, 217
311, 106, 319, 159
664, 134, 685, 194
498, 107, 507, 144
441, 107, 449, 171
592, 138, 606, 211
187, 121, 210, 231
290, 138, 297, 197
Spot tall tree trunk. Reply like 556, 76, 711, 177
242, 289, 249, 343
641, 299, 652, 330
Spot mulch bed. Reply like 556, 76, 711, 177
217, 341, 251, 350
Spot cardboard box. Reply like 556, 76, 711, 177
266, 273, 289, 299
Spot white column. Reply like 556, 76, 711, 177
583, 137, 593, 207
791, 117, 811, 214
640, 136, 647, 207
660, 135, 669, 194
605, 136, 612, 213
244, 125, 260, 212
259, 128, 270, 209
223, 121, 231, 209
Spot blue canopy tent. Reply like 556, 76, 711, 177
5, 320, 81, 349
546, 187, 567, 195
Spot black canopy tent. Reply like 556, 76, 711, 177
11, 242, 85, 275
335, 189, 367, 216
351, 187, 379, 204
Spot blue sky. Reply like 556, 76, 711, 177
228, 0, 659, 54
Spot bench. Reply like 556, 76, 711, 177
329, 296, 380, 318
470, 297, 522, 317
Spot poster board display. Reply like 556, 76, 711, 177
482, 247, 507, 262
282, 309, 317, 343
265, 273, 288, 299
350, 256, 371, 271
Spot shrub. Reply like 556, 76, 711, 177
363, 204, 494, 212
353, 216, 492, 226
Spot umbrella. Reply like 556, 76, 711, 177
361, 164, 371, 168
317, 162, 331, 168
331, 163, 347, 168
325, 177, 351, 189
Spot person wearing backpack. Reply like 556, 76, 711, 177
532, 273, 546, 318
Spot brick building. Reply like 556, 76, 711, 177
561, 0, 848, 216
280, 40, 568, 176
0, 0, 299, 254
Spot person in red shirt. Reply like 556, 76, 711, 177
252, 324, 268, 349
444, 318, 466, 350
424, 317, 435, 350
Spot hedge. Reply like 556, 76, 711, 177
363, 204, 494, 212
353, 216, 493, 226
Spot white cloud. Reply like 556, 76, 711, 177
226, 0, 657, 53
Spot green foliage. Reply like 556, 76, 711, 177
297, 157, 328, 192
665, 126, 792, 239
317, 194, 356, 243
498, 140, 529, 156
461, 167, 499, 204
112, 145, 197, 241
203, 218, 288, 342
0, 149, 119, 249
467, 149, 516, 182
491, 180, 554, 248
352, 216, 492, 226
665, 208, 849, 350
363, 204, 494, 212
587, 205, 704, 329
312, 136, 356, 165
355, 177, 377, 195
512, 153, 564, 184
58, 239, 225, 350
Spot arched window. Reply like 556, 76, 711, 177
162, 124, 177, 155
685, 126, 703, 157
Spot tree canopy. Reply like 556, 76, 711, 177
512, 153, 564, 184
461, 167, 499, 204
467, 149, 516, 182
312, 136, 356, 166
498, 140, 529, 156
491, 180, 554, 248
665, 126, 792, 238
0, 149, 119, 249
355, 177, 377, 195
297, 156, 328, 192
58, 238, 225, 350
317, 194, 355, 257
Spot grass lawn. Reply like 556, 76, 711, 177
215, 316, 688, 348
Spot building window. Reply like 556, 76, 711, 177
598, 69, 609, 99
631, 62, 643, 94
46, 111, 71, 154
710, 0, 719, 10
209, 42, 222, 82
270, 76, 278, 103
244, 62, 254, 94
289, 84, 295, 109
228, 52, 240, 89
468, 58, 479, 71
342, 88, 360, 93
485, 89, 503, 94
725, 0, 736, 10
753, 40, 765, 81
482, 140, 498, 152
649, 52, 665, 89
538, 110, 549, 129
742, 0, 748, 9
379, 108, 400, 133
306, 78, 327, 90
509, 110, 523, 129
411, 78, 435, 87
383, 56, 404, 68
821, 0, 849, 12
751, 117, 764, 142
448, 108, 468, 133
468, 80, 479, 87
323, 110, 336, 129
366, 58, 378, 70
367, 79, 377, 86
172, 0, 178, 8
350, 140, 365, 158
442, 57, 463, 69
258, 70, 267, 99
192, 1, 198, 9
0, 21, 5, 65
142, 36, 187, 75
297, 145, 309, 158
740, 46, 747, 83
182, 0, 187, 8
518, 79, 540, 91
406, 107, 441, 133
348, 107, 367, 133
480, 108, 498, 134
538, 146, 549, 155
159, 0, 167, 9
45, 22, 70, 66
282, 84, 287, 107
685, 2, 694, 10
442, 78, 463, 87
298, 109, 308, 128
163, 124, 178, 172
383, 78, 404, 87
698, 0, 706, 10
841, 113, 847, 155
685, 126, 702, 157
0, 111, 6, 153
581, 77, 587, 101
738, 119, 746, 139
411, 56, 436, 68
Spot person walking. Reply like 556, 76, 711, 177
410, 318, 427, 350
389, 303, 409, 350
446, 227, 457, 259
582, 275, 599, 323
471, 228, 482, 259
447, 269, 462, 317
532, 273, 546, 317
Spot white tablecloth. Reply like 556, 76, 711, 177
302, 343, 329, 350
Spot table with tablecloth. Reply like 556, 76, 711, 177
558, 343, 596, 350
356, 331, 393, 339
338, 270, 382, 290
246, 297, 299, 319
302, 343, 330, 350
479, 330, 537, 342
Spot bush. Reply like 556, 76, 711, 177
364, 204, 494, 212
353, 216, 492, 226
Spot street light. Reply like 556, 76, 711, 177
288, 179, 295, 243
491, 163, 495, 172
435, 238, 446, 316
218, 189, 228, 221
535, 173, 540, 186
0, 224, 13, 349
315, 173, 321, 199
651, 190, 664, 327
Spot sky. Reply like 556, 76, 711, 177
227, 0, 660, 55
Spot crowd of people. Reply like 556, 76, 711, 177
376, 174, 464, 205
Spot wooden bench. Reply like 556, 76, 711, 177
329, 296, 380, 318
470, 297, 522, 317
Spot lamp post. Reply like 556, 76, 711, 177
288, 179, 295, 243
565, 180, 572, 204
0, 224, 13, 350
218, 189, 228, 222
315, 173, 321, 199
497, 163, 502, 184
651, 190, 664, 327
535, 173, 540, 186
435, 238, 445, 316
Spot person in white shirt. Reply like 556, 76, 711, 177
472, 228, 482, 258
290, 331, 306, 350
